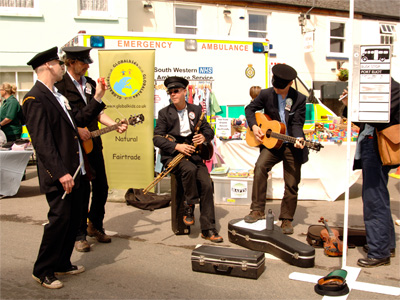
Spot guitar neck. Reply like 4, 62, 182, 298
269, 131, 314, 148
90, 122, 120, 138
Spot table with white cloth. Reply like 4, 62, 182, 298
0, 150, 33, 198
213, 139, 361, 201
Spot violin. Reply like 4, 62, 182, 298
318, 217, 343, 257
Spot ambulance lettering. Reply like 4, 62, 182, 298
117, 40, 173, 49
201, 43, 249, 52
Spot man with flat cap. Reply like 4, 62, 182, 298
56, 46, 127, 252
244, 64, 308, 234
23, 46, 106, 289
153, 76, 223, 242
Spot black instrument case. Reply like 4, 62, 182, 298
191, 245, 265, 279
228, 219, 315, 268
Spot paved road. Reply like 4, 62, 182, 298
1, 165, 399, 299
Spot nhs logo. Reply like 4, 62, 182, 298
199, 67, 213, 74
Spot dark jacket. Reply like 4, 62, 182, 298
245, 86, 309, 164
22, 80, 105, 194
153, 103, 214, 164
55, 73, 102, 149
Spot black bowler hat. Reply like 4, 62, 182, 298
272, 64, 297, 89
27, 46, 60, 69
164, 76, 189, 90
62, 46, 94, 64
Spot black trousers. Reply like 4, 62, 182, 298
169, 159, 216, 230
33, 177, 89, 278
251, 144, 302, 220
76, 144, 109, 240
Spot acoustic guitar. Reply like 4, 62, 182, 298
82, 114, 145, 154
246, 112, 323, 152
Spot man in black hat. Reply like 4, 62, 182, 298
244, 64, 308, 234
55, 46, 127, 252
153, 76, 223, 242
23, 46, 106, 288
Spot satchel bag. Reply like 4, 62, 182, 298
376, 124, 400, 166
125, 188, 171, 211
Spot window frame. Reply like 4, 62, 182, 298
76, 0, 116, 20
0, 0, 41, 17
0, 69, 35, 105
327, 19, 348, 58
380, 23, 396, 45
174, 4, 200, 35
248, 11, 268, 39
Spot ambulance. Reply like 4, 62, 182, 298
61, 31, 335, 127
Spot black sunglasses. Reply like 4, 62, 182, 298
167, 88, 183, 95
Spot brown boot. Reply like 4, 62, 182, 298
74, 240, 90, 252
281, 219, 294, 234
244, 210, 265, 223
87, 221, 111, 243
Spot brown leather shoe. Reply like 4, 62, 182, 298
281, 219, 294, 234
244, 211, 265, 223
87, 221, 111, 243
201, 229, 223, 243
183, 204, 195, 226
74, 240, 90, 252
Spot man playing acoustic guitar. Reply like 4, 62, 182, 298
55, 46, 128, 252
244, 64, 308, 235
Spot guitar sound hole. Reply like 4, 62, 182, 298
266, 129, 272, 138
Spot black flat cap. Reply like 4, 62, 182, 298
164, 76, 189, 90
62, 46, 93, 64
27, 46, 60, 69
272, 64, 297, 89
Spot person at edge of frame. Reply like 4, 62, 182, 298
340, 77, 399, 268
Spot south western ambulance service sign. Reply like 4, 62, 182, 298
352, 45, 392, 122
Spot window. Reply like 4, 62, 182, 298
249, 13, 267, 38
175, 6, 198, 35
330, 22, 346, 53
78, 0, 114, 18
0, 0, 34, 8
380, 24, 396, 45
0, 70, 35, 104
80, 0, 107, 12
0, 0, 40, 16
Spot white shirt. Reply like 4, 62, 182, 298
177, 106, 191, 137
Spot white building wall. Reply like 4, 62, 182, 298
127, 1, 399, 84
0, 0, 128, 67
1, 0, 399, 96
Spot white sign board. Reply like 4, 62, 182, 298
215, 118, 231, 137
304, 31, 314, 53
351, 45, 392, 123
